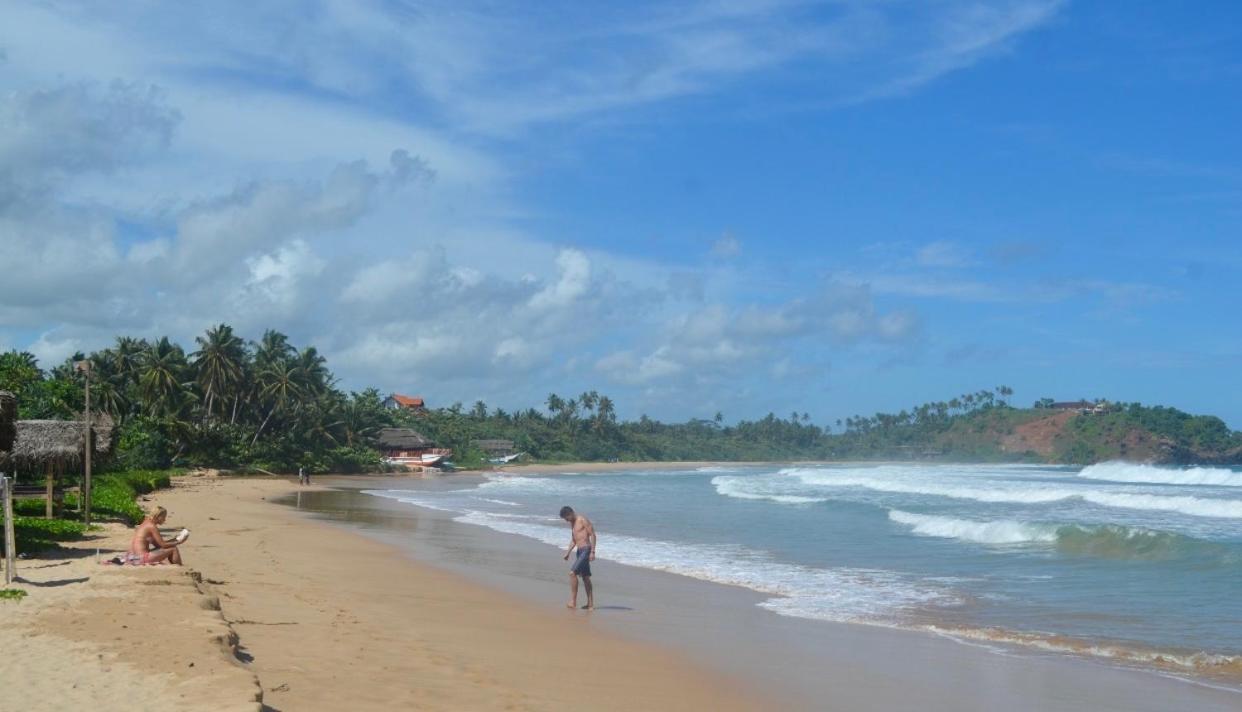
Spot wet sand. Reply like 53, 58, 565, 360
303, 474, 1242, 712
152, 475, 761, 711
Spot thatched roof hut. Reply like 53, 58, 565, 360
0, 391, 15, 453
0, 415, 114, 471
375, 427, 434, 451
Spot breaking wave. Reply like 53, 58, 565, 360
1079, 462, 1242, 488
452, 510, 953, 623
711, 475, 827, 504
785, 468, 1242, 519
888, 511, 1228, 560
888, 510, 1057, 545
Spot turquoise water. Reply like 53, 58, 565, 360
366, 462, 1242, 676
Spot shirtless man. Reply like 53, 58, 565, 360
560, 505, 596, 610
127, 505, 183, 565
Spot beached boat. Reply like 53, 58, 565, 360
382, 448, 452, 468
489, 452, 524, 465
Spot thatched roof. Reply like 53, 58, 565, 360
375, 427, 433, 450
0, 414, 115, 469
0, 391, 15, 453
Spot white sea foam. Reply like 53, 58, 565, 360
476, 497, 522, 506
1079, 462, 1242, 488
785, 468, 1242, 519
1080, 492, 1242, 519
476, 475, 567, 493
363, 489, 461, 513
888, 510, 1058, 545
450, 510, 953, 623
711, 475, 827, 504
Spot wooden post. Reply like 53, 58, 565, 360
83, 365, 92, 527
2, 475, 16, 585
45, 461, 54, 519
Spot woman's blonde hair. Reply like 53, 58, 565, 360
147, 505, 167, 522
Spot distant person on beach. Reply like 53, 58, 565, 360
126, 505, 183, 565
560, 506, 596, 610
298, 466, 306, 485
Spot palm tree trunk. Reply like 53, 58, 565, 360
251, 406, 276, 446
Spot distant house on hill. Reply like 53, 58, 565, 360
1049, 400, 1112, 414
376, 427, 450, 468
383, 394, 425, 412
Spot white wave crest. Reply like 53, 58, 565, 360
1081, 492, 1242, 519
1079, 462, 1242, 487
451, 510, 953, 623
711, 475, 827, 505
786, 468, 1242, 519
888, 510, 1057, 545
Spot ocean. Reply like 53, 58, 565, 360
363, 462, 1242, 682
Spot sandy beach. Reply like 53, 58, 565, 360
1, 473, 758, 711
5, 471, 1240, 712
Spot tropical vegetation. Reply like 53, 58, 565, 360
2, 328, 1240, 470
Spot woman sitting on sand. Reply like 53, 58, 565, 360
125, 505, 184, 565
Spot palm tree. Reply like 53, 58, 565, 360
254, 330, 294, 372
192, 324, 246, 421
294, 346, 330, 396
140, 337, 190, 417
111, 336, 147, 390
252, 358, 304, 444
546, 393, 564, 416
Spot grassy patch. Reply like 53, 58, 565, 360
0, 589, 28, 601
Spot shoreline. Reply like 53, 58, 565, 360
322, 474, 1242, 711
153, 475, 762, 710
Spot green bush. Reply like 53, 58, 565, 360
63, 469, 180, 525
0, 589, 28, 601
0, 516, 88, 554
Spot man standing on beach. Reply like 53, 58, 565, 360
560, 506, 596, 610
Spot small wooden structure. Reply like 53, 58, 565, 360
471, 439, 516, 458
0, 415, 114, 518
375, 427, 450, 468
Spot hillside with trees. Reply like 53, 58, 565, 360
2, 326, 1240, 473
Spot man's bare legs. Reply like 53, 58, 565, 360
567, 574, 594, 609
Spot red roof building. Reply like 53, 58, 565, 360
383, 394, 426, 411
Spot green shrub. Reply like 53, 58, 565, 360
0, 589, 27, 601
63, 469, 180, 525
0, 516, 88, 554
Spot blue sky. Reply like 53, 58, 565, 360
1, 1, 1239, 426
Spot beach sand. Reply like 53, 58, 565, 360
6, 471, 1240, 711
2, 473, 758, 711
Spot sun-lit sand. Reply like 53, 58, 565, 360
1, 473, 758, 711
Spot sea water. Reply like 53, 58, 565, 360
365, 462, 1242, 678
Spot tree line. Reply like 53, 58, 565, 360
2, 328, 1237, 469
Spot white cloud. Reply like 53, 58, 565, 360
528, 249, 592, 312
710, 232, 742, 258
916, 240, 976, 268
